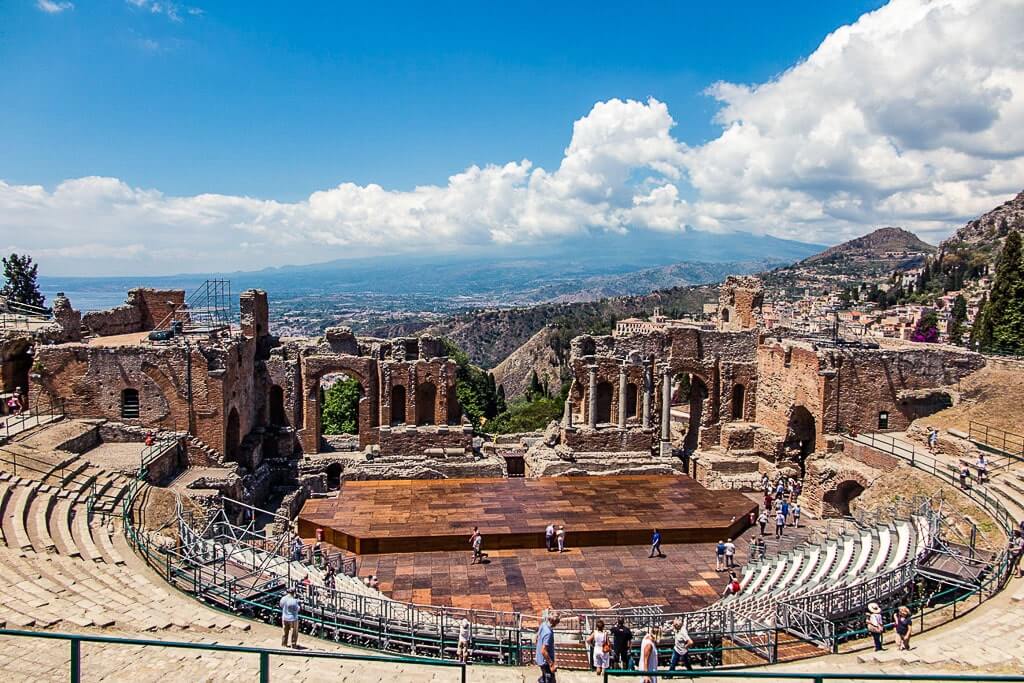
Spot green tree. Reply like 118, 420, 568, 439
1, 253, 45, 308
321, 377, 361, 435
970, 294, 992, 350
977, 231, 1024, 354
949, 294, 968, 345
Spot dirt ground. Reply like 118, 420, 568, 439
914, 359, 1024, 436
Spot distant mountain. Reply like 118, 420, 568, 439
801, 227, 935, 265
940, 189, 1024, 255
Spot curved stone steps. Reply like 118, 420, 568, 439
90, 517, 125, 565
70, 506, 103, 562
48, 496, 80, 558
26, 490, 56, 553
0, 482, 11, 546
3, 481, 36, 552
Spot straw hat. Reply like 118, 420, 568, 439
868, 602, 881, 614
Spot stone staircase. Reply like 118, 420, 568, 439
0, 470, 252, 634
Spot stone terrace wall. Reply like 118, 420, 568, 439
81, 288, 186, 336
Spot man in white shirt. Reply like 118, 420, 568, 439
669, 618, 693, 671
723, 538, 736, 568
545, 523, 556, 552
457, 617, 472, 663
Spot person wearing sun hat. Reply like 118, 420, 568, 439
866, 602, 885, 651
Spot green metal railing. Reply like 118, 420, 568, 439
604, 671, 1024, 682
969, 421, 1024, 461
0, 627, 466, 683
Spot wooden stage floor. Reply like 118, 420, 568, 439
298, 475, 757, 554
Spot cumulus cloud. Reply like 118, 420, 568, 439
125, 0, 201, 22
36, 0, 74, 14
5, 0, 1024, 275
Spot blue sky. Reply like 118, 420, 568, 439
2, 0, 1023, 275
4, 2, 884, 199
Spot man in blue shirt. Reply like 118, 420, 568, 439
649, 528, 665, 558
535, 612, 559, 681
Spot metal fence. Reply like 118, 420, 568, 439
969, 420, 1024, 460
1, 393, 65, 442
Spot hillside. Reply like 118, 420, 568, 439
426, 284, 717, 368
939, 189, 1024, 256
490, 326, 565, 400
801, 227, 934, 266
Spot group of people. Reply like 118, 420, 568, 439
866, 601, 914, 651
757, 475, 803, 539
958, 453, 990, 488
4, 386, 24, 419
545, 523, 568, 552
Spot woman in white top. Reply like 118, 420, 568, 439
640, 626, 660, 683
586, 619, 610, 674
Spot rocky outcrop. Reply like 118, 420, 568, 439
491, 326, 564, 400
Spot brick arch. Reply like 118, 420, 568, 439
820, 472, 869, 517
299, 355, 378, 453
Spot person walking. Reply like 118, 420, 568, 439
724, 538, 736, 569
758, 509, 768, 536
556, 525, 566, 553
457, 616, 472, 663
792, 503, 802, 528
715, 540, 726, 571
290, 536, 304, 562
669, 618, 693, 671
866, 602, 885, 651
894, 606, 912, 650
279, 587, 300, 648
640, 627, 660, 683
976, 454, 989, 484
586, 619, 611, 675
610, 618, 633, 670
649, 528, 665, 558
959, 461, 971, 489
781, 500, 790, 526
470, 527, 486, 564
545, 523, 556, 552
535, 612, 559, 682
775, 509, 786, 539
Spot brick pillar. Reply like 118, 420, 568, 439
564, 398, 574, 429
618, 365, 628, 429
587, 365, 598, 429
642, 361, 652, 429
660, 365, 671, 442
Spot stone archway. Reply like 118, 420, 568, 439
225, 407, 240, 463
626, 383, 639, 419
786, 405, 816, 475
390, 385, 407, 425
300, 355, 377, 453
269, 385, 287, 426
684, 376, 708, 453
415, 382, 437, 425
594, 381, 613, 424
823, 479, 866, 517
731, 383, 745, 420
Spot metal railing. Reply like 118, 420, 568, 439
969, 420, 1024, 460
1, 393, 65, 442
0, 627, 466, 683
604, 670, 1024, 682
0, 296, 52, 330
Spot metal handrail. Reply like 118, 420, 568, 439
1, 393, 65, 442
605, 671, 1024, 681
0, 627, 466, 683
969, 420, 1024, 460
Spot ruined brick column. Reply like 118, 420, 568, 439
618, 364, 628, 429
660, 365, 671, 441
642, 360, 652, 428
564, 398, 574, 429
587, 364, 598, 429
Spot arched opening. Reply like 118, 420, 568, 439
684, 376, 708, 453
120, 388, 140, 419
390, 385, 407, 425
269, 385, 287, 426
626, 383, 639, 419
594, 380, 613, 424
731, 384, 745, 420
823, 480, 865, 517
721, 308, 731, 323
786, 405, 816, 475
320, 372, 363, 436
446, 388, 461, 426
415, 382, 437, 425
225, 407, 240, 463
325, 462, 343, 489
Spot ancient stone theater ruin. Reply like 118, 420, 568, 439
0, 276, 1017, 675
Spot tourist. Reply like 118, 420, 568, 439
586, 619, 611, 675
866, 602, 885, 651
610, 618, 633, 670
763, 492, 773, 511
546, 523, 556, 552
724, 538, 736, 568
775, 509, 786, 538
457, 616, 472, 663
649, 528, 665, 558
757, 509, 768, 536
279, 587, 300, 648
793, 480, 803, 499
1011, 532, 1024, 578
959, 461, 971, 490
368, 575, 380, 589
754, 536, 767, 560
6, 391, 21, 417
470, 526, 484, 564
775, 479, 785, 498
639, 626, 660, 683
760, 473, 769, 493
557, 525, 566, 553
976, 454, 989, 484
715, 540, 725, 571
669, 618, 693, 671
894, 605, 912, 650
323, 563, 336, 589
312, 540, 323, 567
535, 612, 559, 682
290, 536, 304, 562
722, 571, 740, 597
144, 431, 154, 447
781, 499, 790, 525
928, 427, 939, 452
792, 503, 802, 528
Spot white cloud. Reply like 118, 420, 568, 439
6, 0, 1024, 275
36, 0, 74, 14
125, 0, 202, 22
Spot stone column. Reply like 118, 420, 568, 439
618, 365, 628, 429
642, 361, 652, 429
587, 365, 598, 429
564, 398, 574, 429
660, 365, 672, 441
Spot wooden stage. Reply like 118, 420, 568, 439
298, 475, 756, 555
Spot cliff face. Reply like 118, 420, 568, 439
941, 189, 1024, 251
490, 326, 564, 400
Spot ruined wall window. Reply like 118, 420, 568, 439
269, 385, 287, 426
594, 381, 614, 424
721, 308, 731, 323
731, 384, 745, 420
878, 411, 889, 430
225, 407, 240, 463
391, 385, 407, 425
120, 388, 140, 419
625, 383, 639, 418
415, 383, 436, 425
